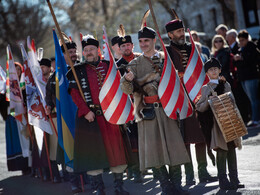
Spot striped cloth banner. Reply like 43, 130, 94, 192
184, 29, 209, 102
157, 33, 193, 120
99, 26, 134, 124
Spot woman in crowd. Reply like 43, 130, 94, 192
211, 35, 233, 87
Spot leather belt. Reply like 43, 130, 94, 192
89, 104, 103, 116
145, 102, 162, 108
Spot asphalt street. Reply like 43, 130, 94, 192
0, 116, 260, 195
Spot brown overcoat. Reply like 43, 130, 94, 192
120, 53, 190, 171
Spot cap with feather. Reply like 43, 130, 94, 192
81, 34, 99, 48
138, 9, 156, 39
165, 8, 184, 33
117, 24, 132, 47
60, 32, 77, 53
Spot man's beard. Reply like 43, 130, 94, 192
172, 36, 186, 45
70, 56, 78, 64
86, 54, 98, 62
123, 50, 132, 56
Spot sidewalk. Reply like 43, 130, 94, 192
0, 118, 260, 194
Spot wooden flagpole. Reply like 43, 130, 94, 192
147, 0, 164, 49
43, 132, 54, 182
46, 0, 86, 102
48, 114, 58, 137
46, 0, 85, 189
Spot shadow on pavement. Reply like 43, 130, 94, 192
242, 126, 260, 141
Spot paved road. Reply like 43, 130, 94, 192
0, 116, 260, 195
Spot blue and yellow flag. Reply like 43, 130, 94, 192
53, 30, 77, 167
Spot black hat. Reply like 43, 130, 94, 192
204, 58, 222, 72
111, 36, 119, 46
138, 27, 156, 39
61, 41, 77, 53
40, 58, 51, 67
118, 35, 132, 47
82, 35, 99, 49
165, 19, 184, 33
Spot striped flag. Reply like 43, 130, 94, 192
183, 29, 209, 102
157, 33, 193, 120
6, 45, 26, 123
53, 29, 77, 167
99, 26, 134, 124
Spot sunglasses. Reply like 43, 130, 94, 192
214, 40, 223, 43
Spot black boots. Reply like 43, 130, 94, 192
153, 167, 173, 195
92, 174, 105, 195
217, 147, 244, 190
227, 144, 245, 189
154, 166, 189, 195
196, 143, 217, 183
113, 173, 129, 195
51, 161, 61, 183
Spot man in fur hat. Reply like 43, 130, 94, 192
165, 16, 217, 186
114, 25, 142, 183
116, 24, 141, 75
111, 36, 122, 61
121, 25, 190, 195
66, 35, 129, 195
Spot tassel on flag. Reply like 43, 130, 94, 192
99, 26, 134, 124
157, 33, 193, 120
183, 29, 209, 102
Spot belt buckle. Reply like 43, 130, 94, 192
96, 110, 102, 116
153, 102, 159, 108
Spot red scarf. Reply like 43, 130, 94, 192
123, 53, 135, 63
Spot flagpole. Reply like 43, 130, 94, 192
147, 0, 164, 49
48, 115, 58, 137
43, 132, 54, 182
46, 0, 86, 102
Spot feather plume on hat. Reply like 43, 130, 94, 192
171, 8, 179, 20
82, 34, 95, 42
59, 32, 71, 45
140, 9, 150, 29
117, 24, 125, 37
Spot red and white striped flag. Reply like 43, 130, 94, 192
184, 29, 209, 102
99, 26, 134, 124
157, 33, 193, 120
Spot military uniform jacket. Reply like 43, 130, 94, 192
120, 52, 190, 171
66, 60, 127, 173
166, 41, 205, 144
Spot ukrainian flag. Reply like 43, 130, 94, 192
53, 30, 77, 168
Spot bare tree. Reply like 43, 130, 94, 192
0, 0, 51, 63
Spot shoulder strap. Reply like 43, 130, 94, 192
143, 56, 161, 74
